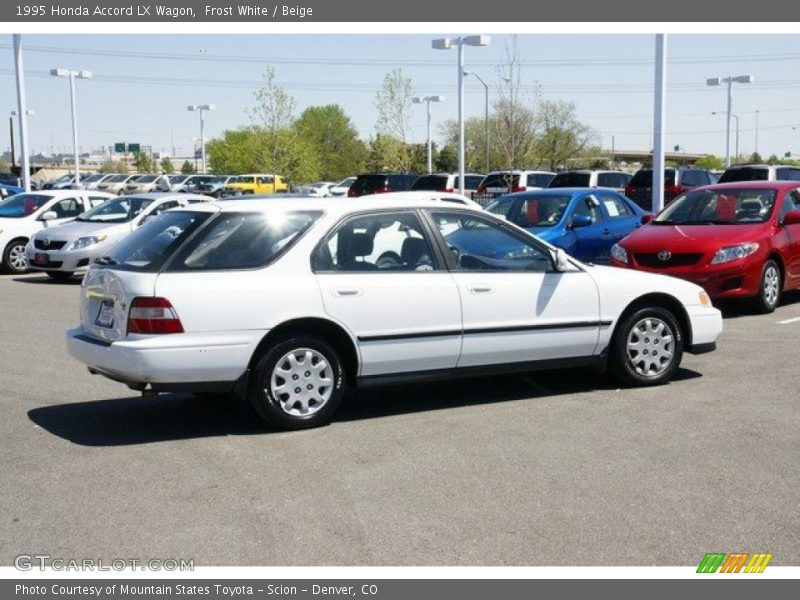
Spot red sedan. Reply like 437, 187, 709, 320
610, 181, 800, 313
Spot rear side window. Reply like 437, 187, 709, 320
481, 173, 519, 189
103, 211, 210, 271
168, 211, 321, 271
549, 172, 590, 187
776, 168, 800, 181
718, 167, 769, 183
411, 175, 448, 191
680, 170, 706, 186
464, 175, 485, 190
525, 173, 555, 188
351, 175, 388, 195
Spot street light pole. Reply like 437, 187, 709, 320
13, 35, 32, 192
755, 110, 760, 156
432, 35, 490, 195
464, 70, 489, 173
51, 68, 92, 188
653, 34, 667, 214
413, 95, 445, 174
712, 111, 740, 164
187, 104, 215, 174
706, 74, 752, 167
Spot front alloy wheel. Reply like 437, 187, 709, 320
754, 259, 781, 314
3, 240, 28, 273
249, 335, 346, 430
611, 307, 683, 386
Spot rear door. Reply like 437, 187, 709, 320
313, 209, 462, 377
778, 189, 800, 286
570, 193, 609, 262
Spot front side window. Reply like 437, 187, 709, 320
170, 211, 320, 271
778, 190, 800, 222
601, 194, 633, 218
500, 195, 571, 228
573, 195, 602, 224
430, 211, 553, 273
50, 198, 82, 218
313, 211, 437, 273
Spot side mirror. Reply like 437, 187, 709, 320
782, 209, 800, 226
641, 214, 653, 225
554, 248, 571, 272
40, 210, 58, 221
570, 215, 592, 229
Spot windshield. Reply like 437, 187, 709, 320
629, 170, 676, 187
82, 174, 105, 183
655, 189, 777, 225
133, 175, 158, 184
487, 194, 571, 228
105, 175, 129, 183
169, 175, 189, 184
76, 196, 155, 223
0, 194, 51, 218
411, 175, 448, 191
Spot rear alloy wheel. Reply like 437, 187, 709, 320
753, 259, 781, 314
2, 239, 28, 274
611, 307, 683, 386
46, 271, 75, 281
249, 335, 346, 430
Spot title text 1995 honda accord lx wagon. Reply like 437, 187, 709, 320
67, 197, 722, 430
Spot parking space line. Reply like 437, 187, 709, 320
777, 316, 800, 324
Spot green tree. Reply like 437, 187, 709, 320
294, 104, 367, 180
134, 151, 152, 173
435, 144, 458, 172
366, 134, 405, 172
440, 115, 507, 172
181, 160, 196, 174
533, 100, 596, 171
748, 152, 763, 164
374, 68, 415, 171
160, 157, 175, 173
693, 154, 725, 171
0, 155, 9, 173
98, 159, 128, 173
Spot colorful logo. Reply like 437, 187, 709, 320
697, 552, 773, 573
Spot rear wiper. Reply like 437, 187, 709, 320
94, 256, 118, 265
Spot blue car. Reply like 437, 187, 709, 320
0, 183, 23, 199
484, 188, 649, 264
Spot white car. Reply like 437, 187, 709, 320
328, 177, 356, 196
25, 193, 212, 280
72, 173, 115, 190
67, 197, 722, 430
299, 182, 335, 197
0, 190, 114, 273
96, 174, 140, 195
124, 174, 171, 194
477, 170, 556, 200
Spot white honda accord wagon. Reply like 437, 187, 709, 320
67, 197, 722, 430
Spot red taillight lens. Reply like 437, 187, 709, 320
347, 188, 357, 197
128, 297, 184, 335
373, 186, 390, 194
511, 185, 526, 193
477, 186, 486, 194
444, 187, 455, 193
665, 184, 685, 196
624, 185, 635, 196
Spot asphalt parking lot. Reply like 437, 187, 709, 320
1, 271, 798, 566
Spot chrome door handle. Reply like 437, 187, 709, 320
332, 287, 362, 297
467, 285, 493, 294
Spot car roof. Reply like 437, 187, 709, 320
118, 192, 210, 201
699, 181, 799, 191
183, 195, 484, 216
498, 187, 620, 198
486, 170, 554, 175
26, 189, 112, 197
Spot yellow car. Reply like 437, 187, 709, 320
221, 174, 289, 196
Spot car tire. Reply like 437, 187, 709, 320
752, 259, 781, 314
46, 271, 74, 281
610, 306, 684, 386
2, 238, 29, 274
249, 335, 346, 430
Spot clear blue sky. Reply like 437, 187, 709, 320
2, 33, 799, 160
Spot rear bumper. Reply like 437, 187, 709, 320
66, 326, 266, 390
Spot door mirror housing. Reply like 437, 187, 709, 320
553, 248, 572, 272
782, 209, 800, 226
39, 210, 58, 221
570, 215, 592, 229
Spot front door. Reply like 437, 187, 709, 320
425, 210, 603, 368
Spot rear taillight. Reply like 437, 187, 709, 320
347, 188, 358, 197
444, 187, 455, 193
664, 184, 686, 198
128, 297, 184, 335
373, 186, 390, 194
477, 186, 486, 194
624, 185, 636, 196
511, 185, 526, 193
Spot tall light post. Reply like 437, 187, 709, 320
712, 111, 740, 163
706, 74, 752, 167
754, 109, 760, 157
50, 68, 92, 187
187, 104, 215, 174
412, 95, 445, 174
463, 70, 490, 174
653, 34, 667, 213
9, 109, 34, 183
432, 35, 490, 195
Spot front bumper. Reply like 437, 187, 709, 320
685, 305, 723, 354
25, 244, 96, 272
66, 325, 266, 390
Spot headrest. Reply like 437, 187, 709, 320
346, 233, 374, 257
401, 237, 429, 264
